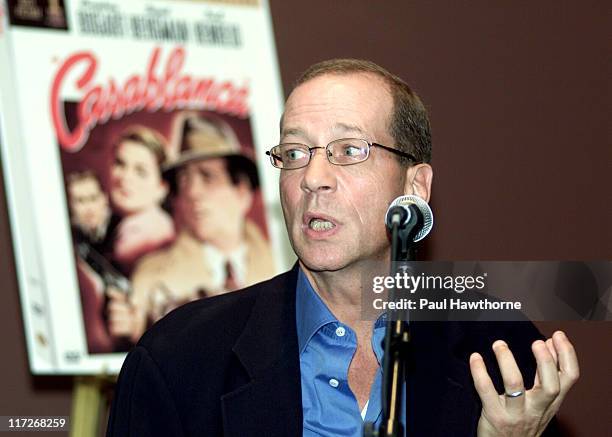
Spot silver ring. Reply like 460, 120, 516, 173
505, 390, 525, 398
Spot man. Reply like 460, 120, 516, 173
66, 170, 114, 254
107, 60, 579, 436
67, 170, 128, 352
107, 112, 275, 344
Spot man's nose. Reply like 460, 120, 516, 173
182, 174, 205, 199
300, 148, 337, 193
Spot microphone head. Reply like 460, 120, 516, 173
389, 195, 434, 242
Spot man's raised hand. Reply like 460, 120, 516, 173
469, 331, 579, 436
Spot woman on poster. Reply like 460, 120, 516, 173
108, 126, 176, 275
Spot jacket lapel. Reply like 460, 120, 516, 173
221, 267, 303, 437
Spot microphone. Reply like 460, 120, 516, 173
385, 194, 434, 242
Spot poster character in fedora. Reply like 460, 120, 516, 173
108, 112, 275, 344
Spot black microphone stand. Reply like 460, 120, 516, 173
364, 205, 423, 437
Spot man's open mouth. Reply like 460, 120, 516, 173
308, 218, 336, 231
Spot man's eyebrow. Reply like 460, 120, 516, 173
280, 127, 307, 139
334, 123, 367, 136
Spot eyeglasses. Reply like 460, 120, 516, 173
266, 138, 418, 170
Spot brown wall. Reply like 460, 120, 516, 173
0, 0, 609, 435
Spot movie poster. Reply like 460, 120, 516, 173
0, 0, 289, 374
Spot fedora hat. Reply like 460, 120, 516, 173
164, 112, 259, 188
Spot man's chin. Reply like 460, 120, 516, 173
297, 253, 353, 274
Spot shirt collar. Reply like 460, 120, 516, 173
295, 267, 389, 356
371, 315, 387, 364
295, 268, 337, 355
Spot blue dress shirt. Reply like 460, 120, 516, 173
296, 269, 406, 436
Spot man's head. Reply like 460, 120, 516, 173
293, 58, 432, 165
277, 59, 433, 273
165, 113, 258, 252
66, 170, 110, 233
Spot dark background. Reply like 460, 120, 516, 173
0, 0, 609, 435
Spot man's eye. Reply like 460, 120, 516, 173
284, 148, 308, 161
343, 145, 362, 157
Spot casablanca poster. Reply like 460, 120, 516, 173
0, 0, 291, 374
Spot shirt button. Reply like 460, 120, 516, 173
335, 326, 346, 337
328, 378, 339, 388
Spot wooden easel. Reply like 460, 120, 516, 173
69, 375, 116, 437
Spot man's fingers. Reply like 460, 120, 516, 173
492, 340, 525, 393
107, 288, 127, 302
107, 300, 136, 337
491, 340, 526, 413
534, 338, 558, 387
552, 331, 580, 393
545, 338, 558, 365
109, 322, 130, 337
108, 305, 130, 320
107, 300, 131, 316
108, 309, 132, 336
531, 340, 561, 408
107, 298, 144, 339
469, 352, 502, 414
109, 315, 130, 332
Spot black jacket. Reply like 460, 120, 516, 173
107, 267, 559, 436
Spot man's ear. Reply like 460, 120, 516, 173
403, 163, 433, 202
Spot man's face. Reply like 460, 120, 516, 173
279, 73, 415, 273
68, 177, 109, 231
175, 158, 252, 247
